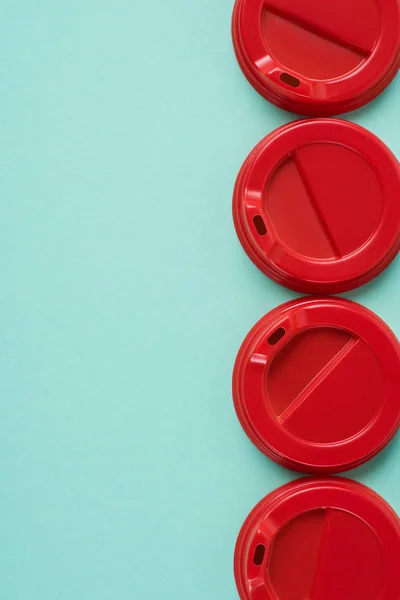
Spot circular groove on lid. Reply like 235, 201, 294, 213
235, 478, 400, 600
233, 119, 400, 294
232, 0, 400, 115
233, 297, 400, 473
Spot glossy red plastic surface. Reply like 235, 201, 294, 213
233, 119, 400, 294
232, 0, 400, 116
234, 478, 400, 600
233, 298, 400, 473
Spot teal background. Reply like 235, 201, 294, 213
0, 2, 399, 598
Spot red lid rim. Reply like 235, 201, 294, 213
232, 0, 400, 116
233, 298, 400, 473
232, 119, 400, 294
235, 477, 400, 600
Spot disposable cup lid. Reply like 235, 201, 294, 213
235, 478, 400, 600
233, 119, 400, 294
233, 297, 400, 473
232, 0, 400, 116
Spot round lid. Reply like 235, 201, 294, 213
235, 478, 400, 600
232, 0, 400, 116
233, 298, 400, 473
233, 119, 400, 294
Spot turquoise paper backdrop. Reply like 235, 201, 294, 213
1, 1, 399, 598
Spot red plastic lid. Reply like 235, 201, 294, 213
233, 298, 400, 473
232, 0, 400, 116
235, 478, 400, 600
233, 119, 400, 294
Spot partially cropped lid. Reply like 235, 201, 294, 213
232, 298, 400, 472
233, 119, 400, 294
235, 478, 400, 600
232, 0, 400, 115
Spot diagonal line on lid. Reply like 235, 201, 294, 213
291, 150, 342, 260
309, 508, 335, 600
264, 3, 371, 58
278, 337, 359, 425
